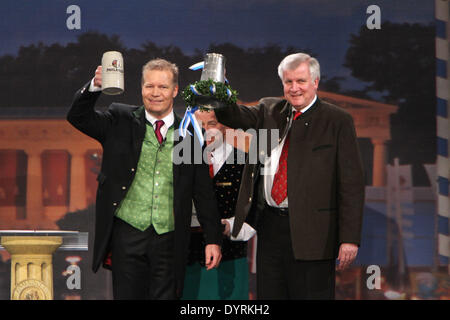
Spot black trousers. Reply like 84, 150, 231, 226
256, 206, 335, 299
111, 217, 176, 300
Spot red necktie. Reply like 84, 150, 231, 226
154, 120, 164, 144
271, 111, 301, 205
207, 151, 214, 178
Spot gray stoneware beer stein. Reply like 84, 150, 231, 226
200, 53, 226, 83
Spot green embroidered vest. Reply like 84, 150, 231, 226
115, 123, 174, 233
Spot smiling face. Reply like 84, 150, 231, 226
195, 110, 227, 146
141, 69, 178, 119
282, 62, 319, 109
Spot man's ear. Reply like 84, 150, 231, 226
313, 78, 319, 90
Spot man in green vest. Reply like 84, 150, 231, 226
67, 58, 223, 299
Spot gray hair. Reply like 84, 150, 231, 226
277, 53, 320, 83
141, 58, 179, 86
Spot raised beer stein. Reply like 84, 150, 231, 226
101, 51, 124, 95
200, 53, 226, 83
182, 52, 236, 112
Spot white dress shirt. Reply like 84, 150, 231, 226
210, 142, 233, 176
263, 95, 317, 208
145, 110, 174, 140
89, 78, 102, 92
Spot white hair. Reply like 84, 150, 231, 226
277, 53, 320, 82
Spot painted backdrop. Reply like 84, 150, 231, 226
0, 0, 448, 300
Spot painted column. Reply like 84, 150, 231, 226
372, 138, 387, 186
69, 149, 87, 212
25, 148, 44, 222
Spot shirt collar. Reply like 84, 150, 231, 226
211, 142, 233, 164
292, 94, 317, 114
145, 110, 174, 128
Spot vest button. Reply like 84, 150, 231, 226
113, 202, 117, 206
131, 168, 135, 172
122, 186, 126, 190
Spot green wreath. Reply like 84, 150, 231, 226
182, 79, 238, 110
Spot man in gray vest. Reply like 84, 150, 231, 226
67, 58, 223, 299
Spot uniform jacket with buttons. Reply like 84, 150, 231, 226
214, 97, 365, 260
67, 82, 222, 295
188, 147, 246, 264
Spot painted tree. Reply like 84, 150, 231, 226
344, 22, 436, 184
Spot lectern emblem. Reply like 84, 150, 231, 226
12, 279, 51, 300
